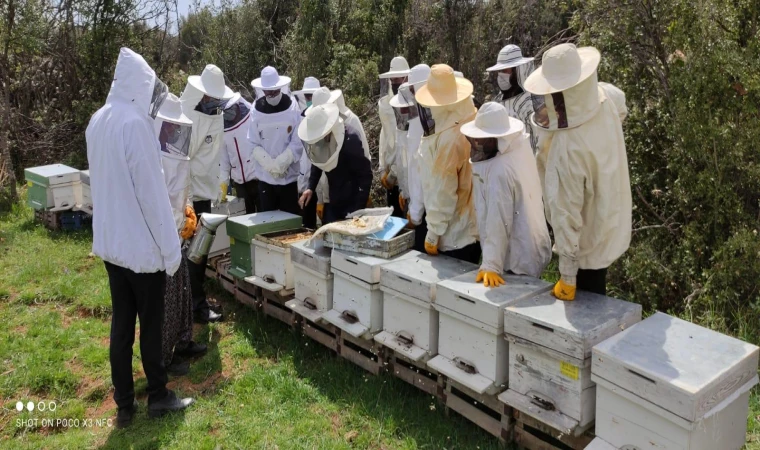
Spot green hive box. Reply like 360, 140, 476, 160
226, 211, 302, 279
24, 164, 82, 211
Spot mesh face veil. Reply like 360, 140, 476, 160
393, 106, 412, 131
223, 101, 250, 129
532, 92, 569, 129
467, 136, 499, 163
158, 120, 192, 158
199, 95, 225, 115
307, 133, 338, 165
149, 78, 169, 119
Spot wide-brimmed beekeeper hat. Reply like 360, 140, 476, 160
414, 64, 473, 107
524, 43, 601, 95
251, 66, 292, 90
379, 56, 411, 79
461, 102, 524, 139
187, 64, 234, 100
486, 45, 535, 72
298, 103, 340, 144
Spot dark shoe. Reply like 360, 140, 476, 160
174, 341, 207, 358
166, 359, 190, 377
116, 399, 138, 429
194, 309, 222, 324
148, 391, 194, 418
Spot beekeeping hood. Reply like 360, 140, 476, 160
298, 103, 345, 173
107, 48, 168, 120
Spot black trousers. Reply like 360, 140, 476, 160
412, 213, 429, 253
234, 180, 260, 214
105, 262, 169, 409
441, 242, 482, 265
386, 186, 404, 218
188, 200, 211, 315
259, 181, 301, 216
300, 190, 318, 230
577, 268, 608, 296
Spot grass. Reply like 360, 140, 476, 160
0, 199, 758, 449
0, 201, 507, 449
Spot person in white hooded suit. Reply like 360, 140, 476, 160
525, 43, 632, 301
180, 64, 232, 324
86, 48, 193, 427
220, 93, 258, 214
461, 102, 552, 286
378, 56, 411, 217
248, 66, 304, 216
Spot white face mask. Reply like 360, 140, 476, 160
497, 72, 512, 91
265, 92, 283, 106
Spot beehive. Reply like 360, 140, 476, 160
427, 274, 552, 395
499, 290, 642, 434
374, 254, 477, 362
225, 211, 301, 279
25, 164, 81, 211
592, 312, 759, 450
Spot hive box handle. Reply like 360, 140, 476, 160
531, 322, 554, 333
628, 369, 657, 384
457, 295, 476, 305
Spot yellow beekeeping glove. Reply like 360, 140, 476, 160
180, 205, 197, 240
424, 232, 439, 256
220, 183, 228, 203
553, 278, 577, 301
399, 195, 407, 212
476, 270, 505, 288
316, 204, 324, 221
380, 170, 394, 190
405, 212, 415, 230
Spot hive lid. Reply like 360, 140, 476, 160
80, 170, 90, 185
592, 312, 760, 422
226, 211, 302, 242
435, 273, 552, 332
504, 290, 642, 360
25, 164, 81, 187
380, 254, 478, 303
331, 249, 420, 284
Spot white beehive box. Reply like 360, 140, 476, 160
77, 170, 92, 214
592, 312, 759, 450
499, 290, 642, 434
286, 240, 334, 323
323, 249, 420, 339
584, 438, 616, 450
428, 274, 552, 395
249, 228, 312, 293
25, 164, 82, 211
209, 196, 246, 257
374, 254, 478, 362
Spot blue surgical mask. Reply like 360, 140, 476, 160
306, 101, 313, 108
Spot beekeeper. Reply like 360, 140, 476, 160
486, 45, 538, 151
154, 94, 208, 377
524, 43, 632, 300
378, 56, 411, 217
460, 102, 552, 286
414, 64, 480, 264
180, 64, 232, 324
249, 66, 303, 215
388, 65, 430, 251
86, 48, 193, 427
298, 104, 373, 224
220, 93, 258, 213
293, 76, 321, 111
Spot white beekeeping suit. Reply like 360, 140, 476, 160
248, 66, 304, 215
414, 64, 479, 259
219, 93, 255, 188
154, 94, 193, 232
85, 47, 180, 275
461, 102, 551, 286
378, 56, 411, 190
525, 43, 632, 301
180, 64, 234, 203
389, 64, 430, 221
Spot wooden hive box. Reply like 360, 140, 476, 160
225, 211, 302, 280
25, 164, 82, 211
323, 249, 420, 340
428, 274, 552, 395
374, 253, 478, 362
250, 228, 313, 294
77, 170, 92, 214
592, 312, 759, 450
499, 290, 642, 435
286, 240, 334, 323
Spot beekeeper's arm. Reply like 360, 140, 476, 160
480, 171, 514, 277
549, 145, 586, 298
424, 135, 466, 254
124, 119, 181, 276
219, 143, 231, 201
599, 82, 628, 122
352, 145, 373, 213
271, 111, 304, 177
248, 115, 277, 175
378, 98, 396, 187
408, 147, 425, 225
